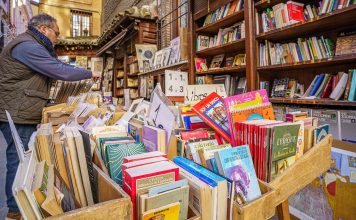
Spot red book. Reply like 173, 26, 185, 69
332, 75, 339, 91
287, 1, 305, 24
123, 151, 167, 163
121, 157, 168, 182
180, 130, 209, 140
192, 92, 232, 143
123, 161, 179, 220
321, 76, 333, 98
227, 0, 238, 15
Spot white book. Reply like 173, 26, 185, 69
340, 110, 356, 142
311, 37, 323, 60
306, 5, 314, 19
312, 109, 341, 140
320, 0, 331, 15
330, 73, 348, 100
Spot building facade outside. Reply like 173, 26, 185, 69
11, 0, 33, 36
38, 0, 102, 38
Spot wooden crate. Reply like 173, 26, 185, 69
232, 134, 332, 220
46, 165, 132, 220
233, 180, 276, 220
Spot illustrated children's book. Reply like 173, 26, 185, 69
192, 92, 232, 143
214, 145, 261, 205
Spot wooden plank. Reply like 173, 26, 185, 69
46, 165, 132, 220
244, 0, 256, 91
277, 200, 291, 220
233, 181, 276, 220
196, 10, 245, 34
196, 66, 246, 75
270, 135, 332, 206
195, 39, 245, 56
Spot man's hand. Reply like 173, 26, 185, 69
92, 71, 102, 82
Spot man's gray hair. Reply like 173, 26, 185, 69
28, 13, 57, 28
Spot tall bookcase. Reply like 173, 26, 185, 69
191, 0, 356, 108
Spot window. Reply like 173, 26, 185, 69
71, 10, 92, 37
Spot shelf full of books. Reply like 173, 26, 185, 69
256, 0, 356, 107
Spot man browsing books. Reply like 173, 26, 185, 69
0, 13, 101, 219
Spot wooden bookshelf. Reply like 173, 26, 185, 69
256, 5, 356, 41
138, 60, 188, 76
270, 97, 356, 107
257, 54, 356, 72
196, 10, 245, 34
196, 65, 246, 75
195, 38, 245, 56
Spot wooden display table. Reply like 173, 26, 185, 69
233, 135, 332, 220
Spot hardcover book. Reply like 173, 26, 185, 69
210, 54, 225, 69
192, 92, 232, 143
269, 123, 301, 181
214, 145, 261, 205
186, 139, 218, 164
123, 161, 179, 220
123, 151, 167, 163
105, 142, 146, 186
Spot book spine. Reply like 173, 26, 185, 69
348, 70, 356, 101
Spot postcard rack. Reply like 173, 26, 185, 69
233, 135, 332, 220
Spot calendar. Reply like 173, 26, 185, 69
164, 70, 188, 96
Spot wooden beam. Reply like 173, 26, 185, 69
244, 0, 257, 91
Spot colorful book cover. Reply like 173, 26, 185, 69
214, 145, 261, 205
269, 123, 301, 181
142, 125, 166, 152
224, 89, 270, 144
192, 92, 232, 143
314, 124, 329, 144
198, 143, 232, 172
123, 161, 179, 220
195, 57, 207, 72
105, 142, 146, 186
186, 139, 218, 164
231, 104, 275, 145
142, 202, 180, 220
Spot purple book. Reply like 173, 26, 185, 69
142, 125, 166, 153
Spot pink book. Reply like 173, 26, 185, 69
224, 89, 270, 145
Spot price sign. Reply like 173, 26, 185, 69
184, 84, 227, 105
165, 70, 188, 96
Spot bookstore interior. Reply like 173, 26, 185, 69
4, 0, 356, 219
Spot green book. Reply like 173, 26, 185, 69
269, 123, 300, 181
105, 142, 146, 186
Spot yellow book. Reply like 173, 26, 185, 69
142, 202, 180, 220
304, 126, 316, 153
32, 161, 49, 206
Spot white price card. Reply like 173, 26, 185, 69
165, 70, 188, 96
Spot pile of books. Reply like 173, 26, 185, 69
259, 35, 335, 66
203, 0, 244, 26
197, 21, 245, 51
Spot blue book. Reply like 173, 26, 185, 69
314, 124, 329, 144
214, 145, 261, 204
173, 156, 228, 220
295, 44, 303, 62
310, 74, 325, 96
348, 69, 356, 101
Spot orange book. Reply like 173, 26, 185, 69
231, 104, 275, 123
227, 0, 238, 15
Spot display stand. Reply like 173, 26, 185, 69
46, 165, 132, 220
233, 135, 332, 220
